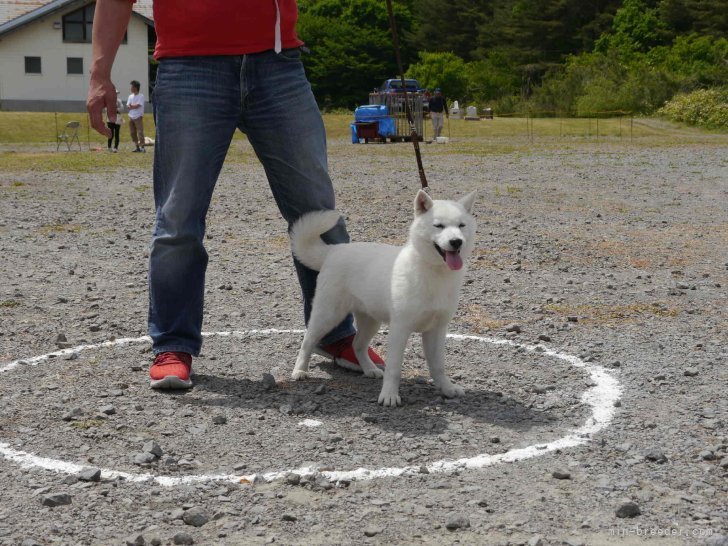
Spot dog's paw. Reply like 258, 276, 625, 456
363, 367, 384, 379
378, 388, 402, 407
439, 382, 465, 398
291, 370, 309, 381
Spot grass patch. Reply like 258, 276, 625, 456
1, 300, 20, 308
0, 112, 157, 144
1, 112, 726, 173
69, 418, 106, 430
543, 302, 679, 324
0, 150, 153, 172
38, 223, 82, 235
463, 304, 511, 331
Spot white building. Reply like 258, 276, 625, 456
0, 0, 154, 111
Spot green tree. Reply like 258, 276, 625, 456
297, 0, 414, 108
595, 0, 671, 54
406, 51, 470, 99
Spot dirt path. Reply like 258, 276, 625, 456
1, 133, 726, 545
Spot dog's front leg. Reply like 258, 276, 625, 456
291, 332, 316, 380
422, 324, 464, 399
378, 324, 410, 407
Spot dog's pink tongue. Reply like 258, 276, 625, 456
445, 251, 463, 271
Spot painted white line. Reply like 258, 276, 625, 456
298, 419, 324, 428
0, 329, 621, 486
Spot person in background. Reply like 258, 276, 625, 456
428, 88, 449, 138
105, 89, 124, 152
86, 0, 384, 390
126, 80, 145, 152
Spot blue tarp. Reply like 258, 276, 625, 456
351, 105, 396, 143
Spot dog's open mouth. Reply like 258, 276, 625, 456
434, 244, 463, 271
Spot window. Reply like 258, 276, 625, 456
63, 4, 94, 43
62, 4, 127, 43
67, 57, 83, 75
25, 56, 41, 74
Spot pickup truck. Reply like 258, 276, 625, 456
378, 78, 421, 94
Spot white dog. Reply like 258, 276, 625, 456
289, 190, 476, 407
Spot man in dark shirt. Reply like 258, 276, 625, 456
428, 88, 448, 138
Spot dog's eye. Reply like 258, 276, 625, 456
434, 223, 444, 229
458, 223, 465, 228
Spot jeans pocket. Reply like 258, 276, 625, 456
277, 47, 302, 62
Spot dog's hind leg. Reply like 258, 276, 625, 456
352, 312, 383, 379
422, 323, 464, 398
291, 297, 350, 381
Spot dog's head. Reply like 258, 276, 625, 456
410, 190, 477, 271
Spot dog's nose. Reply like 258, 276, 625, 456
449, 238, 462, 250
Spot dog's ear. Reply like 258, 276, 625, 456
459, 191, 476, 214
414, 189, 433, 216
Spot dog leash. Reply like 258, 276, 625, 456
385, 0, 429, 191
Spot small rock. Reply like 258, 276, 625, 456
125, 533, 146, 546
314, 384, 327, 395
62, 407, 83, 421
182, 507, 209, 527
99, 405, 116, 415
490, 436, 500, 443
567, 316, 579, 322
364, 526, 383, 537
261, 373, 277, 391
552, 470, 571, 480
285, 473, 301, 486
615, 500, 640, 518
538, 334, 551, 342
699, 450, 715, 461
41, 493, 72, 507
445, 515, 470, 531
644, 449, 667, 464
212, 415, 227, 425
78, 467, 101, 482
173, 533, 194, 545
683, 367, 699, 377
281, 514, 297, 522
143, 441, 163, 458
505, 323, 521, 333
528, 536, 544, 546
21, 540, 42, 546
134, 452, 156, 465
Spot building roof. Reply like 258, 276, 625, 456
0, 0, 153, 37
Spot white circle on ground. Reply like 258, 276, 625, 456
0, 329, 621, 487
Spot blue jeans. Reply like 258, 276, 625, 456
148, 50, 354, 356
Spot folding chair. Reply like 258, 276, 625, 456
56, 121, 81, 151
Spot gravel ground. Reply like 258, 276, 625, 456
1, 131, 727, 545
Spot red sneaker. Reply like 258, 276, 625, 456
149, 351, 193, 389
315, 334, 385, 372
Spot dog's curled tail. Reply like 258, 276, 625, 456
290, 210, 342, 271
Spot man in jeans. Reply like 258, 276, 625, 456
87, 0, 384, 389
428, 88, 449, 138
126, 80, 145, 152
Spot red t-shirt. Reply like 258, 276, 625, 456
151, 1, 304, 59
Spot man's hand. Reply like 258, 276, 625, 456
86, 0, 133, 137
87, 75, 115, 138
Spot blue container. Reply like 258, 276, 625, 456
354, 104, 388, 122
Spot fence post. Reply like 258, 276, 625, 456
630, 114, 633, 142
